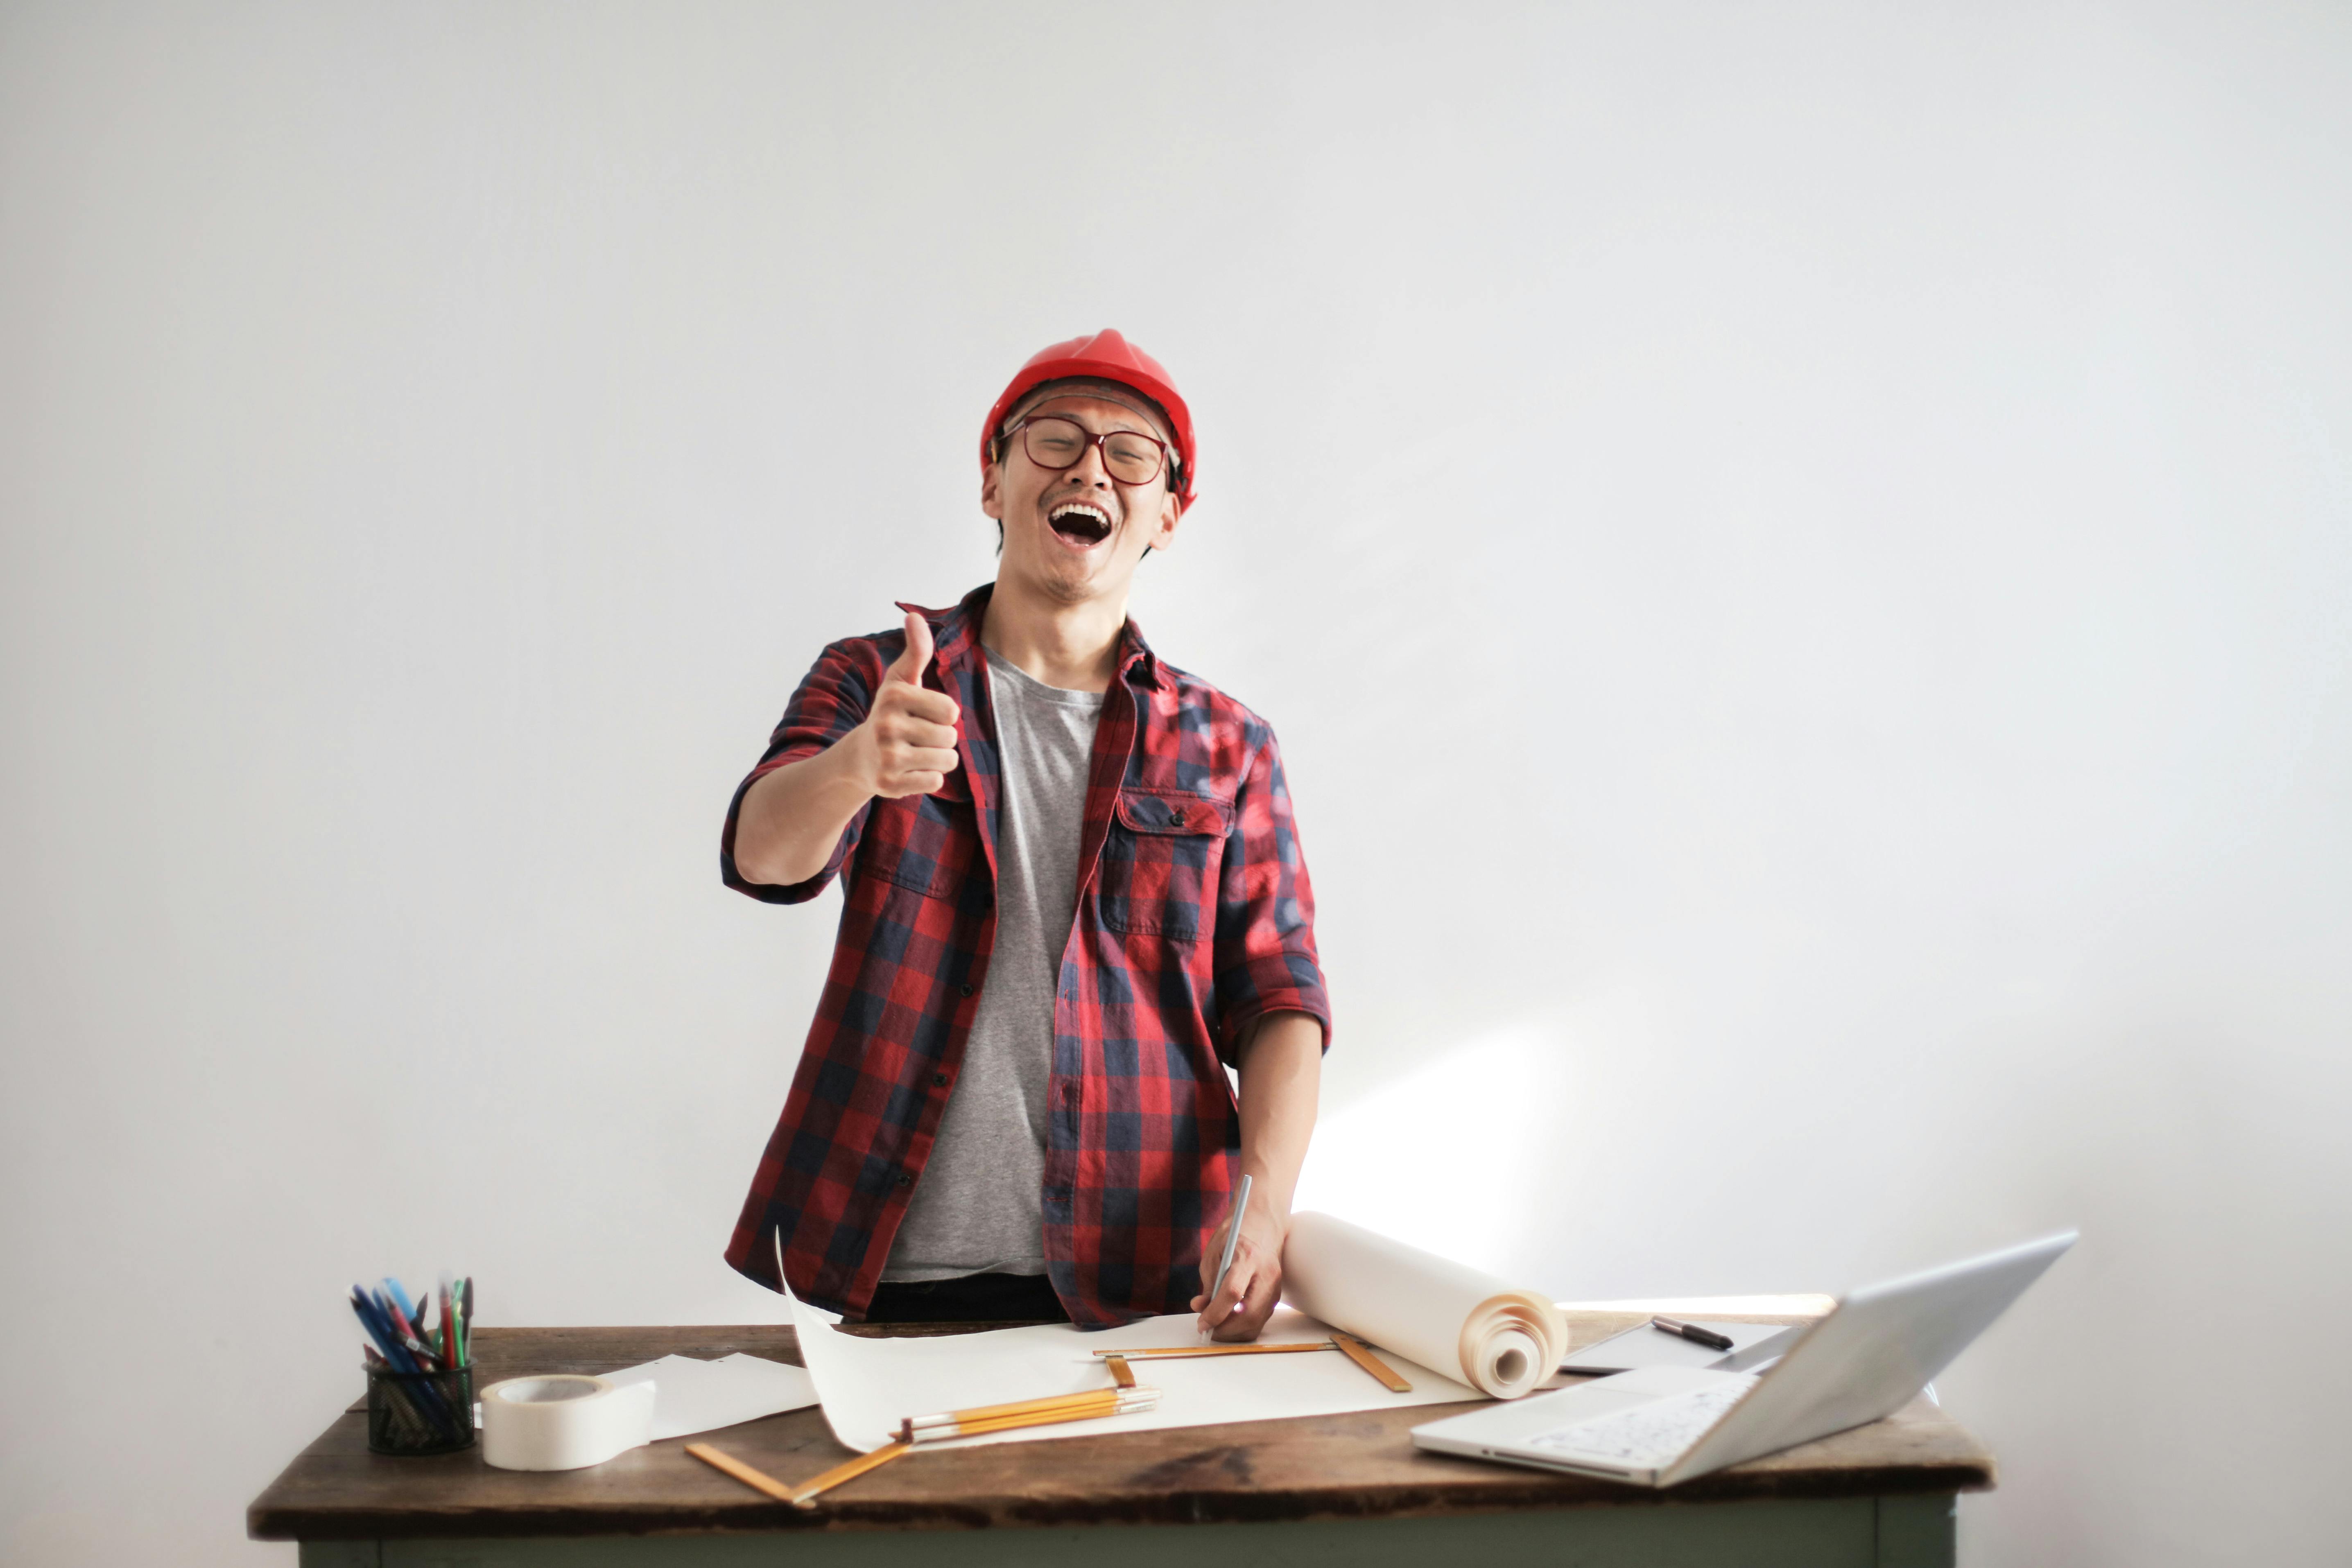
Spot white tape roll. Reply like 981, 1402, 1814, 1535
480, 1374, 657, 1471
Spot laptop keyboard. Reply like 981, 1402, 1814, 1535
1527, 1381, 1753, 1466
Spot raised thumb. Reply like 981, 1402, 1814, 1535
887, 610, 934, 686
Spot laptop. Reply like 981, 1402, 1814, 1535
1411, 1231, 2074, 1487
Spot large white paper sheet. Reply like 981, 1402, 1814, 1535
788, 1296, 1476, 1454
599, 1352, 819, 1440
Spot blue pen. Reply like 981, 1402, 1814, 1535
351, 1288, 411, 1369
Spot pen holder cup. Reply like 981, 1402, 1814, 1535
365, 1364, 477, 1456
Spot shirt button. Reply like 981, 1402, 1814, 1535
894, 1172, 913, 1188
1169, 807, 1185, 825
958, 983, 975, 997
932, 1072, 949, 1088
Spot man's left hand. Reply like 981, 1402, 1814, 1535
1189, 1194, 1289, 1340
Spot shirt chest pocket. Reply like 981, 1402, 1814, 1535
1096, 789, 1234, 942
855, 791, 975, 900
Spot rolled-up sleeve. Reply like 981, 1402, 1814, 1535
1210, 730, 1331, 1061
720, 637, 881, 906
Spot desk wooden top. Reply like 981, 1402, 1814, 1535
248, 1305, 1996, 1542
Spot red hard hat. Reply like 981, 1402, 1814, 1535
980, 329, 1196, 508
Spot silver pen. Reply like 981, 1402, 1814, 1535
1201, 1174, 1253, 1338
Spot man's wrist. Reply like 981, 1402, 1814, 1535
815, 721, 883, 802
1230, 1150, 1302, 1235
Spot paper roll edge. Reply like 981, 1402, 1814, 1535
1457, 1291, 1569, 1399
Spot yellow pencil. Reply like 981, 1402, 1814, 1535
906, 1387, 1158, 1442
689, 1438, 916, 1511
905, 1386, 1141, 1430
1092, 1341, 1337, 1360
693, 1385, 1161, 1509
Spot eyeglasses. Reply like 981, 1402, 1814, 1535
1000, 415, 1176, 488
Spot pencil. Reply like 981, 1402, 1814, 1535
695, 1385, 1162, 1511
903, 1401, 1143, 1439
1330, 1331, 1413, 1392
906, 1389, 1159, 1444
904, 1386, 1158, 1437
685, 1441, 808, 1504
1091, 1341, 1336, 1360
793, 1441, 914, 1507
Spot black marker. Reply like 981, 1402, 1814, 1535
1650, 1315, 1735, 1351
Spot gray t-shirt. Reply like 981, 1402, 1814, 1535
882, 646, 1102, 1281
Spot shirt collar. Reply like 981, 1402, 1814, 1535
897, 583, 1164, 692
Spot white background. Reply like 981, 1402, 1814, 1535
3, 5, 2347, 1563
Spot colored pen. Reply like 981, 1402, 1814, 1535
382, 1277, 421, 1329
378, 1292, 439, 1369
358, 1290, 423, 1375
438, 1272, 461, 1367
351, 1288, 413, 1371
400, 1294, 442, 1369
1651, 1315, 1735, 1351
376, 1290, 419, 1345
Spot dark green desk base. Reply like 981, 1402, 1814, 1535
300, 1493, 1956, 1568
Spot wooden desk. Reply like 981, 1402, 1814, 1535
249, 1302, 1995, 1568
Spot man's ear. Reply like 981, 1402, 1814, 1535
1149, 490, 1182, 551
980, 461, 1003, 520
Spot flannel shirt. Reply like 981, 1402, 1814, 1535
720, 583, 1330, 1326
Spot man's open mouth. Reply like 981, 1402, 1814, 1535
1049, 503, 1114, 546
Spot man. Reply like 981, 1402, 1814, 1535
720, 330, 1328, 1338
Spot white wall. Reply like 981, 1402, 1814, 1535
3, 5, 2346, 1563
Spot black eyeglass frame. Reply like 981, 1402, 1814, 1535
996, 415, 1181, 489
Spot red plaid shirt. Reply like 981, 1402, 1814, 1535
720, 584, 1330, 1326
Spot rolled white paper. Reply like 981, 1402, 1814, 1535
1280, 1211, 1567, 1399
480, 1374, 657, 1471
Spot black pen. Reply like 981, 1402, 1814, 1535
1651, 1315, 1735, 1351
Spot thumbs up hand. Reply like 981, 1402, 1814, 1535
852, 611, 961, 799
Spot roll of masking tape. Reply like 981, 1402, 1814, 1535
480, 1374, 657, 1471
